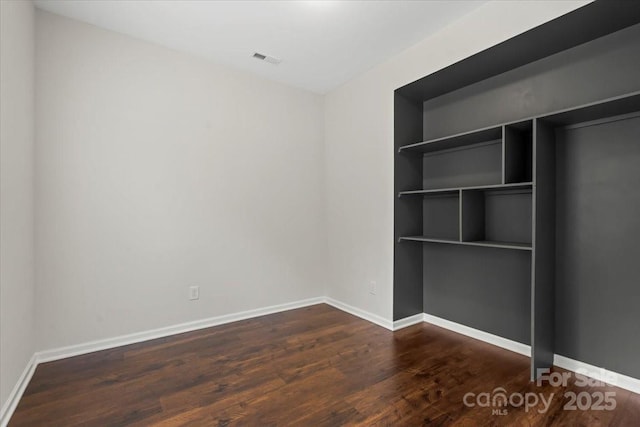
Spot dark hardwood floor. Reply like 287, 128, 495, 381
9, 304, 640, 426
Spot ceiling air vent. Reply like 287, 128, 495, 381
252, 52, 282, 65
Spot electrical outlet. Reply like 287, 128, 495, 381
189, 286, 200, 300
369, 280, 377, 295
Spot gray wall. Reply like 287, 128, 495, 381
423, 245, 531, 344
555, 116, 640, 378
422, 24, 640, 140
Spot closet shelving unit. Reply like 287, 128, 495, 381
394, 83, 640, 379
392, 0, 640, 381
397, 121, 533, 252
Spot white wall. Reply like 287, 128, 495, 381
0, 0, 36, 410
35, 11, 326, 351
323, 1, 589, 321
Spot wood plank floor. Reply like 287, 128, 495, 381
9, 304, 640, 426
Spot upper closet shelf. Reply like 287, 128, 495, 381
398, 92, 640, 156
398, 182, 532, 197
398, 236, 532, 251
541, 91, 640, 126
398, 126, 501, 154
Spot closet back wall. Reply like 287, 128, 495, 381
421, 24, 640, 140
35, 11, 326, 351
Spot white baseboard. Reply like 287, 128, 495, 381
36, 297, 325, 363
392, 313, 424, 330
423, 313, 532, 357
0, 354, 37, 427
553, 354, 640, 395
420, 313, 640, 395
323, 297, 393, 330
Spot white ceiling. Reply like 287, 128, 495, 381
34, 0, 486, 94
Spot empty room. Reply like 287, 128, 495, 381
1, 0, 640, 425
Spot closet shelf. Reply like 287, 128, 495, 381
398, 182, 533, 197
398, 126, 501, 154
399, 236, 532, 251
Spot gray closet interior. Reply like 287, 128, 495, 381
393, 1, 640, 380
